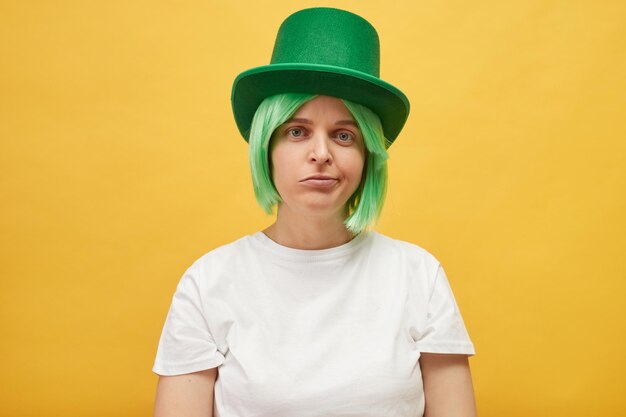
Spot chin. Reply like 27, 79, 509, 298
292, 198, 349, 216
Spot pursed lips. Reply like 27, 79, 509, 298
300, 175, 339, 187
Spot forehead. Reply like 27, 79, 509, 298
291, 95, 355, 120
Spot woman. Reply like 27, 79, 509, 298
153, 7, 477, 417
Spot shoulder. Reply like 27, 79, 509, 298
178, 233, 259, 286
368, 231, 441, 268
194, 234, 256, 264
365, 231, 443, 290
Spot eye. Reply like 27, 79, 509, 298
287, 127, 304, 138
337, 131, 354, 142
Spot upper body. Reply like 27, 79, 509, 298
153, 229, 474, 417
153, 95, 478, 416
154, 7, 477, 417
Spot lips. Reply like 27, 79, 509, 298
300, 175, 339, 188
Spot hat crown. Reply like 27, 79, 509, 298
270, 8, 380, 77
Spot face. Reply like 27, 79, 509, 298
270, 95, 366, 217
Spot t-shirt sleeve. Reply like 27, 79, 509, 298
152, 262, 225, 375
415, 263, 476, 355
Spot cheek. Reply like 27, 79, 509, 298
269, 148, 294, 188
345, 151, 366, 183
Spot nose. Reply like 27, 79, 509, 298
308, 133, 332, 165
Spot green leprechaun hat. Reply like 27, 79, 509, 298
231, 7, 410, 145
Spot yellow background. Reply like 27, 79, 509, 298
1, 0, 625, 416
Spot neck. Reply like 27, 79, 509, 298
263, 204, 356, 250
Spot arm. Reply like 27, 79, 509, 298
154, 368, 218, 417
420, 353, 477, 417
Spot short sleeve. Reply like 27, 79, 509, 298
152, 262, 225, 375
415, 264, 475, 355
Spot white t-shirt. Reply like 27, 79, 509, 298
153, 231, 475, 417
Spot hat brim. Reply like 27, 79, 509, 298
231, 63, 410, 144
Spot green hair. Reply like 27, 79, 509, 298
248, 93, 389, 234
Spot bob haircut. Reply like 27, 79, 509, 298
248, 93, 390, 234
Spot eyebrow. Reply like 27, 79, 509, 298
285, 118, 358, 127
